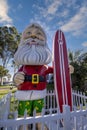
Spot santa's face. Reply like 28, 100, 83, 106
14, 23, 52, 65
21, 24, 46, 46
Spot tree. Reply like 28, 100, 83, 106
68, 49, 82, 63
0, 65, 9, 85
11, 60, 19, 75
68, 50, 87, 91
0, 26, 21, 67
78, 52, 87, 63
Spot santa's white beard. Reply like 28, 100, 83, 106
14, 43, 52, 65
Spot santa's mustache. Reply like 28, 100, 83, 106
14, 43, 52, 65
20, 38, 45, 46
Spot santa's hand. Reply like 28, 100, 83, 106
69, 65, 74, 74
13, 72, 25, 86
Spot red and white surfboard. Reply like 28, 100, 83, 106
53, 30, 72, 112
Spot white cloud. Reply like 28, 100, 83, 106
17, 4, 23, 10
82, 42, 87, 47
46, 1, 61, 15
60, 4, 87, 36
60, 10, 69, 17
63, 0, 78, 8
4, 24, 13, 27
0, 0, 12, 24
32, 0, 80, 24
32, 0, 87, 38
33, 0, 62, 20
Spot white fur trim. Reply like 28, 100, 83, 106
15, 89, 46, 101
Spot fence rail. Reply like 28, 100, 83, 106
0, 105, 87, 130
44, 90, 87, 111
72, 90, 87, 107
0, 90, 87, 118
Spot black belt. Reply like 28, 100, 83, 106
24, 74, 45, 83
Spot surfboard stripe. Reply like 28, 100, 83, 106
54, 32, 60, 112
53, 34, 60, 110
58, 31, 65, 105
62, 32, 72, 108
54, 58, 59, 109
59, 30, 68, 105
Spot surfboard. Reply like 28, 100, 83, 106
53, 30, 72, 112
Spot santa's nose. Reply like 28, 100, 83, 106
31, 34, 37, 39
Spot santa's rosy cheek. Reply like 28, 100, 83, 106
22, 34, 29, 39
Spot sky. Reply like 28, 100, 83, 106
0, 0, 87, 78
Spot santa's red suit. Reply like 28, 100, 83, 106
15, 65, 53, 100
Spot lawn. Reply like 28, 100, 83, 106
0, 83, 54, 99
0, 84, 54, 118
0, 85, 17, 99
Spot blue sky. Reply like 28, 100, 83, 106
0, 0, 87, 77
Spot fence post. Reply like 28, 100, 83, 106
63, 105, 71, 130
6, 93, 11, 115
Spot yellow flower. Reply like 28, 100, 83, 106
25, 102, 30, 107
35, 107, 39, 111
19, 103, 22, 108
26, 102, 30, 105
27, 109, 31, 114
19, 103, 22, 106
38, 100, 41, 104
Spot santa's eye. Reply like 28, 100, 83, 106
27, 32, 31, 35
37, 32, 42, 35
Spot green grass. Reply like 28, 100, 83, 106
0, 85, 17, 99
0, 86, 18, 116
0, 84, 54, 114
0, 85, 55, 113
0, 85, 11, 88
0, 84, 54, 99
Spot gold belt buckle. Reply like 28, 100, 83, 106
32, 74, 39, 84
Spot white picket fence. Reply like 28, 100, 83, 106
72, 90, 87, 107
0, 93, 11, 119
0, 105, 87, 130
0, 90, 87, 130
45, 90, 87, 111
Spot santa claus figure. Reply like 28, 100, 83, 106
13, 23, 53, 116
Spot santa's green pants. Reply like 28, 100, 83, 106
18, 99, 44, 116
